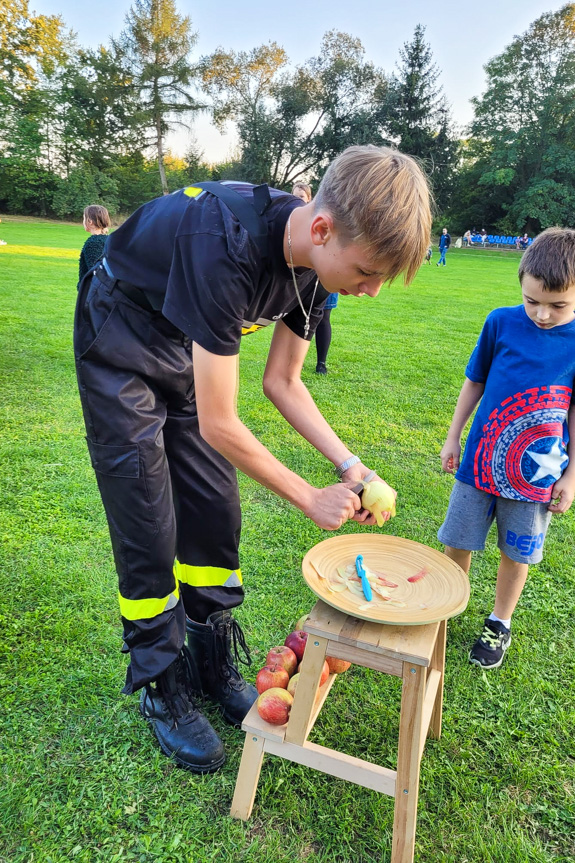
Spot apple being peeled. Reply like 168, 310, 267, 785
265, 646, 297, 678
256, 664, 289, 694
326, 656, 352, 674
284, 630, 308, 663
256, 687, 293, 725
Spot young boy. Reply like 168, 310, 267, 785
74, 145, 432, 772
439, 228, 575, 669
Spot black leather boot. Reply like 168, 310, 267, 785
139, 646, 225, 773
186, 611, 258, 727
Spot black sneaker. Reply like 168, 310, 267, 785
315, 362, 328, 375
469, 618, 511, 669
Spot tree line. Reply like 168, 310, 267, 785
1, 0, 575, 235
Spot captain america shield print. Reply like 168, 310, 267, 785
473, 385, 571, 502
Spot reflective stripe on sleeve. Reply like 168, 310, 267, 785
118, 583, 180, 621
174, 559, 243, 588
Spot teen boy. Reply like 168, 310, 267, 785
74, 145, 432, 772
439, 228, 575, 669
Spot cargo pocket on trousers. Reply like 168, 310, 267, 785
87, 439, 159, 548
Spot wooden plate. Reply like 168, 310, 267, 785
302, 534, 470, 625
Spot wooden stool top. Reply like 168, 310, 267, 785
304, 600, 441, 668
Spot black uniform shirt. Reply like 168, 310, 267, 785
105, 183, 328, 356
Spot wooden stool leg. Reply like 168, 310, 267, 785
284, 635, 328, 745
230, 733, 265, 821
429, 620, 446, 740
392, 663, 427, 863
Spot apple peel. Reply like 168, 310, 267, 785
407, 568, 429, 583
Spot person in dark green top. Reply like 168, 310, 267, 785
79, 205, 110, 282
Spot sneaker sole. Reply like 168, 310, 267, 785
141, 714, 226, 774
468, 635, 511, 670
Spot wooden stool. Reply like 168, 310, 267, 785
230, 600, 447, 863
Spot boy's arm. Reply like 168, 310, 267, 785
192, 335, 370, 531
548, 404, 575, 513
262, 321, 388, 521
440, 377, 485, 473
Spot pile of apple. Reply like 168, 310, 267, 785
255, 615, 352, 726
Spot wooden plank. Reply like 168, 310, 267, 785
429, 620, 446, 739
392, 662, 427, 863
308, 673, 337, 730
307, 602, 439, 666
265, 739, 397, 797
304, 602, 348, 639
230, 733, 266, 821
241, 700, 287, 743
325, 640, 403, 677
418, 670, 441, 761
285, 635, 329, 745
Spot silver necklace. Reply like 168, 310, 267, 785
287, 213, 318, 339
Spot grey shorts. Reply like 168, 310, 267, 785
438, 480, 552, 564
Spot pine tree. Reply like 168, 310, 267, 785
114, 0, 202, 195
382, 24, 458, 212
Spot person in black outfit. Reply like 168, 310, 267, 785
78, 205, 110, 282
73, 146, 432, 773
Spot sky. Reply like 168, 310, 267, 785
31, 0, 567, 162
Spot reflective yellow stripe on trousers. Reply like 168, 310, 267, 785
118, 582, 181, 621
174, 560, 243, 588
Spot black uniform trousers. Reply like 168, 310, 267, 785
74, 266, 244, 693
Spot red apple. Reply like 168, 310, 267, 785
256, 687, 293, 725
287, 672, 300, 697
284, 630, 308, 663
319, 660, 330, 686
265, 646, 297, 677
326, 656, 352, 674
256, 664, 290, 694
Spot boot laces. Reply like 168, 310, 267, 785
146, 647, 197, 728
211, 617, 251, 687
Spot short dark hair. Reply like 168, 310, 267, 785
519, 227, 575, 292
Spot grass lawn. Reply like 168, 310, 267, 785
0, 218, 574, 863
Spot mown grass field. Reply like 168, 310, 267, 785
0, 216, 574, 863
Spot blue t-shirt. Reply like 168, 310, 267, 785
456, 305, 575, 502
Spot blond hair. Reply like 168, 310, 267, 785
291, 182, 312, 202
314, 145, 432, 284
84, 205, 111, 233
518, 227, 575, 292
